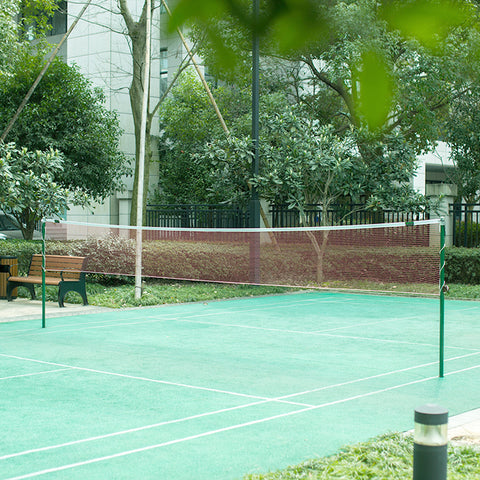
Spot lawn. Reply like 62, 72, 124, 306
243, 433, 480, 480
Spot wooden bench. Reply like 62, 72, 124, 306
7, 254, 88, 308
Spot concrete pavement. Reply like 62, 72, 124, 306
0, 297, 110, 322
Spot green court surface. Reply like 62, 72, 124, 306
1, 291, 479, 480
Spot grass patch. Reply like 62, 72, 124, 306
243, 433, 480, 479
445, 283, 480, 300
21, 280, 294, 308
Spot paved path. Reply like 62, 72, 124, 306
0, 298, 110, 322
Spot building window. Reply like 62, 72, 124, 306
47, 1, 67, 37
160, 47, 168, 95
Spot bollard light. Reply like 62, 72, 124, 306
413, 404, 448, 480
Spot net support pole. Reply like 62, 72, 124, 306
135, 0, 152, 300
439, 218, 446, 378
42, 220, 46, 329
249, 0, 261, 283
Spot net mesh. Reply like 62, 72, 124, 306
43, 219, 441, 294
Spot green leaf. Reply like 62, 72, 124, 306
353, 50, 394, 131
379, 0, 474, 50
168, 0, 230, 32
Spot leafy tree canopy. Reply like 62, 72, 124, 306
0, 50, 130, 201
0, 0, 60, 74
0, 142, 89, 239
171, 0, 478, 131
445, 87, 480, 203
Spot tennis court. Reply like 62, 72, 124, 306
1, 291, 480, 479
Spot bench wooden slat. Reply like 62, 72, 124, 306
7, 275, 61, 286
28, 255, 85, 281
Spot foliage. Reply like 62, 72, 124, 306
0, 0, 58, 75
243, 432, 480, 480
171, 0, 477, 132
194, 105, 432, 220
0, 51, 130, 201
445, 87, 480, 203
444, 247, 480, 285
453, 220, 480, 248
155, 70, 255, 204
165, 0, 480, 218
87, 281, 289, 308
158, 70, 430, 215
0, 239, 42, 274
0, 143, 89, 239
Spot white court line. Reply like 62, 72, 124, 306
0, 369, 70, 381
0, 398, 277, 461
6, 315, 471, 354
0, 292, 424, 338
2, 351, 479, 464
168, 316, 478, 352
4, 363, 479, 480
0, 353, 312, 408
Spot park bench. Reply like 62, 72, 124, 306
6, 254, 88, 308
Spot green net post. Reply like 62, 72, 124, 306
42, 220, 46, 329
439, 218, 446, 378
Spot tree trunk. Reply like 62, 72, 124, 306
117, 0, 154, 226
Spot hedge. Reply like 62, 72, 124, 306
445, 247, 480, 285
1, 240, 480, 286
0, 240, 42, 275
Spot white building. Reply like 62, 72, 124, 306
49, 0, 189, 225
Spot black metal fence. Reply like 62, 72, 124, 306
450, 203, 480, 247
270, 204, 429, 227
146, 204, 249, 228
146, 203, 431, 230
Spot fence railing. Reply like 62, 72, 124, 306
146, 204, 250, 229
450, 203, 480, 247
146, 203, 432, 230
270, 204, 429, 227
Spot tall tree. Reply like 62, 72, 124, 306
171, 0, 476, 127
112, 0, 195, 225
175, 0, 480, 211
445, 88, 480, 203
0, 51, 129, 201
0, 143, 89, 239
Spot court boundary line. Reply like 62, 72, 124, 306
0, 292, 440, 339
2, 351, 479, 464
0, 353, 313, 408
0, 369, 70, 381
4, 362, 478, 480
3, 306, 475, 353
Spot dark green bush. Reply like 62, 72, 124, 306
445, 247, 480, 284
0, 240, 42, 274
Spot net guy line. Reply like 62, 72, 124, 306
3, 361, 478, 480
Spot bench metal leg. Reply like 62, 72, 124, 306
58, 282, 88, 308
7, 282, 36, 301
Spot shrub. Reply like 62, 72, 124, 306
445, 247, 480, 284
0, 240, 42, 274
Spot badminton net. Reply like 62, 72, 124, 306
43, 219, 441, 294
